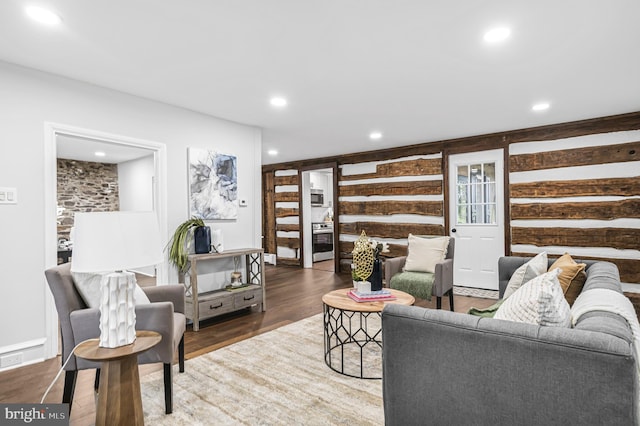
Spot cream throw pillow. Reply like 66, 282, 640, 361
72, 272, 151, 309
503, 252, 548, 299
494, 268, 571, 327
403, 235, 450, 274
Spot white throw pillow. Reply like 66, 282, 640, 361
403, 235, 450, 274
72, 272, 151, 308
503, 252, 548, 299
494, 268, 571, 327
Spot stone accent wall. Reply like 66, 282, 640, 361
57, 159, 120, 243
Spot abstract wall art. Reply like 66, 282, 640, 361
188, 147, 238, 220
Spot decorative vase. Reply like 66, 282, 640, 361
370, 258, 383, 292
194, 226, 211, 254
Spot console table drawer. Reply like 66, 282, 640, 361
192, 292, 234, 319
233, 286, 263, 309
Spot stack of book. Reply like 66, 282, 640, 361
348, 289, 396, 302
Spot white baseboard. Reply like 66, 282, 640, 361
0, 338, 47, 372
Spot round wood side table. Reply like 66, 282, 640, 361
74, 330, 162, 426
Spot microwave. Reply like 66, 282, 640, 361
310, 189, 324, 206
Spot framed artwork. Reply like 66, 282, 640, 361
188, 147, 238, 220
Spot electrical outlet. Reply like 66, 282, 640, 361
239, 199, 248, 207
0, 187, 17, 204
0, 353, 23, 368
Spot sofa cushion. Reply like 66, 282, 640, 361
548, 253, 587, 305
494, 268, 571, 327
72, 272, 151, 308
503, 252, 547, 299
403, 234, 450, 274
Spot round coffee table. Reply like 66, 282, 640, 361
322, 288, 414, 379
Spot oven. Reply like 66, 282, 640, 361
312, 222, 333, 262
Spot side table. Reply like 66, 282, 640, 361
74, 330, 162, 426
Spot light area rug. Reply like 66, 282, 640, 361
141, 314, 384, 425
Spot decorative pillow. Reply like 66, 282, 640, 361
403, 235, 450, 274
502, 252, 548, 299
72, 272, 151, 308
548, 253, 587, 306
494, 268, 571, 327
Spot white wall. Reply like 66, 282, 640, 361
0, 61, 262, 369
118, 154, 155, 211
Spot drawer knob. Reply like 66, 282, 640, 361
210, 303, 223, 309
244, 295, 255, 301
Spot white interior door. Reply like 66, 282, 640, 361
448, 149, 504, 290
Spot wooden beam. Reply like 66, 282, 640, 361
274, 192, 299, 202
511, 199, 640, 220
340, 200, 443, 216
339, 158, 442, 181
339, 180, 442, 196
262, 172, 276, 254
277, 237, 300, 249
510, 141, 640, 172
340, 222, 444, 238
276, 224, 299, 232
511, 227, 640, 250
274, 175, 298, 186
275, 208, 298, 218
277, 257, 300, 266
510, 177, 640, 198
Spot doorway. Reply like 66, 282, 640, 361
43, 122, 167, 359
301, 167, 336, 272
448, 149, 505, 290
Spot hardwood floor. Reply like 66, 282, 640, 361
0, 265, 495, 425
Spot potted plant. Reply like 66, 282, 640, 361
167, 217, 206, 273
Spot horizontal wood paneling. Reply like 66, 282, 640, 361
276, 224, 299, 232
340, 200, 442, 216
277, 258, 300, 266
274, 192, 299, 202
339, 241, 408, 260
511, 199, 640, 220
511, 227, 640, 250
277, 237, 300, 249
512, 252, 640, 284
339, 180, 442, 196
510, 141, 640, 172
339, 158, 441, 181
510, 177, 640, 198
275, 207, 298, 218
274, 175, 298, 186
340, 222, 444, 238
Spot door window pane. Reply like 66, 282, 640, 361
455, 161, 497, 225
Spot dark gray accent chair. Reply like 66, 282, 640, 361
384, 237, 455, 310
45, 262, 186, 414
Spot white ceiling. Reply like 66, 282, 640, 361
1, 1, 639, 165
56, 134, 153, 164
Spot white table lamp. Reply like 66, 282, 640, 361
71, 211, 163, 348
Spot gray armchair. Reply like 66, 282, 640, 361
45, 262, 186, 414
384, 237, 455, 310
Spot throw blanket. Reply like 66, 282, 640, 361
571, 289, 640, 424
389, 271, 434, 300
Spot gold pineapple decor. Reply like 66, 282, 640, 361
352, 230, 375, 281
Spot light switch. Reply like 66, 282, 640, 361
0, 187, 17, 204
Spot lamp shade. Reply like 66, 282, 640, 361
71, 211, 163, 273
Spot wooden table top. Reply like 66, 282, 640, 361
74, 331, 162, 362
322, 288, 415, 313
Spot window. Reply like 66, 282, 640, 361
456, 162, 497, 225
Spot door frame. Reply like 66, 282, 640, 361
299, 162, 339, 272
443, 146, 511, 257
43, 122, 168, 359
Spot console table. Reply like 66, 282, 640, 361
179, 248, 266, 331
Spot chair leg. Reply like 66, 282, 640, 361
62, 370, 77, 412
163, 363, 173, 414
94, 368, 100, 392
178, 336, 185, 373
436, 296, 442, 309
448, 289, 455, 312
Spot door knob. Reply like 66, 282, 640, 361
451, 228, 457, 233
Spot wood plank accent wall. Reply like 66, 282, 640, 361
263, 111, 640, 284
268, 169, 302, 265
509, 127, 640, 283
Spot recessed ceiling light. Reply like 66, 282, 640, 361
484, 27, 510, 43
94, 151, 106, 157
369, 132, 383, 140
267, 149, 278, 156
25, 6, 62, 26
532, 102, 550, 111
270, 97, 287, 107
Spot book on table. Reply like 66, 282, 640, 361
348, 289, 396, 302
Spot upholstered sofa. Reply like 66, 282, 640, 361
382, 257, 638, 425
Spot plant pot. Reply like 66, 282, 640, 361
194, 226, 211, 254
